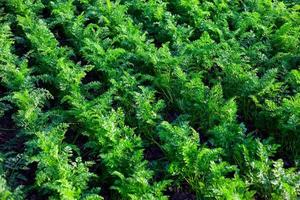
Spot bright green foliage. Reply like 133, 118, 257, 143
157, 121, 254, 199
0, 24, 30, 91
30, 124, 101, 200
0, 0, 299, 199
264, 94, 300, 162
63, 91, 169, 199
238, 140, 300, 199
0, 176, 12, 200
0, 176, 23, 200
135, 87, 165, 126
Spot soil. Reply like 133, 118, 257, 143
165, 181, 196, 200
144, 144, 164, 161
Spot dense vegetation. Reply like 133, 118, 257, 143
0, 0, 299, 199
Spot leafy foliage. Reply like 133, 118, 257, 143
0, 0, 299, 199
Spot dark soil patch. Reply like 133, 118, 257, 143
50, 24, 70, 47
164, 109, 180, 123
20, 162, 37, 186
144, 144, 164, 161
0, 110, 17, 145
0, 83, 7, 95
165, 181, 196, 200
41, 7, 51, 19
